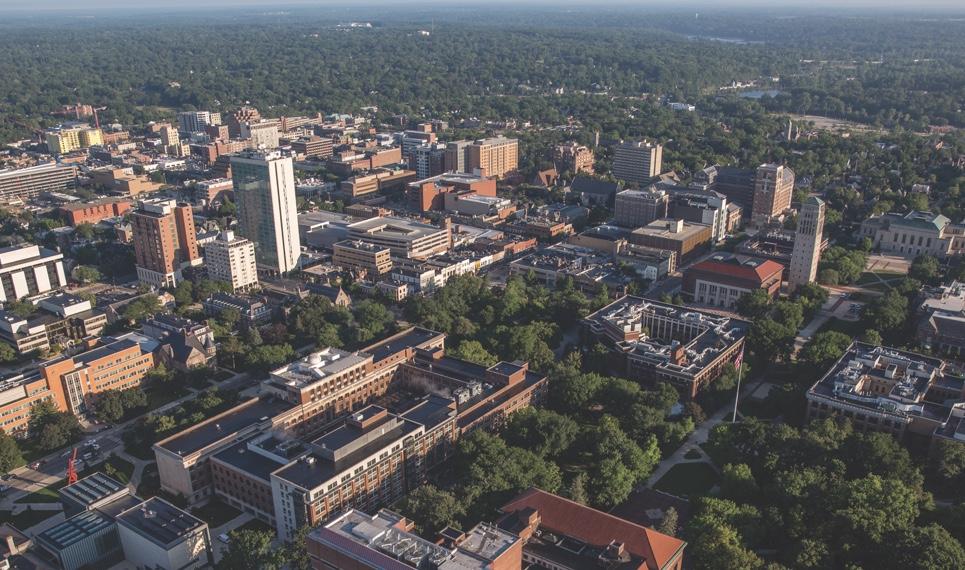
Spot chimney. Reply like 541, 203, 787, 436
671, 341, 686, 365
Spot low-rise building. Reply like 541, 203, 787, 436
270, 406, 431, 541
616, 245, 678, 281
0, 293, 107, 356
407, 171, 497, 212
568, 225, 629, 257
58, 197, 133, 226
554, 141, 595, 175
682, 253, 784, 309
0, 162, 77, 203
202, 292, 272, 325
509, 244, 630, 293
918, 281, 965, 357
306, 508, 522, 570
0, 244, 68, 303
614, 188, 669, 228
498, 488, 686, 570
860, 210, 965, 258
115, 497, 211, 570
628, 219, 713, 261
333, 239, 393, 277
38, 334, 158, 416
143, 314, 217, 371
38, 474, 213, 570
347, 217, 452, 260
806, 342, 965, 443
584, 296, 749, 398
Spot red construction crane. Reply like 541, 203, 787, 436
92, 107, 107, 130
67, 448, 79, 485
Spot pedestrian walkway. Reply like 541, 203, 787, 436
645, 374, 765, 489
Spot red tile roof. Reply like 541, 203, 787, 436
688, 255, 784, 285
499, 488, 685, 570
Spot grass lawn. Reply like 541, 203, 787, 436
15, 480, 66, 504
818, 317, 866, 338
235, 518, 273, 535
191, 499, 242, 528
145, 384, 188, 411
654, 462, 720, 499
0, 508, 60, 530
16, 454, 135, 505
136, 463, 160, 499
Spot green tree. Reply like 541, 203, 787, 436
75, 222, 96, 240
0, 342, 16, 363
909, 255, 941, 284
832, 474, 919, 543
0, 429, 25, 473
449, 340, 498, 367
8, 300, 37, 319
397, 485, 465, 535
800, 331, 852, 370
94, 390, 127, 423
72, 265, 102, 284
864, 290, 909, 336
736, 289, 772, 320
565, 472, 589, 505
284, 526, 313, 570
32, 405, 82, 451
884, 524, 965, 570
721, 463, 760, 504
218, 529, 283, 570
173, 280, 194, 307
658, 506, 679, 537
503, 408, 579, 458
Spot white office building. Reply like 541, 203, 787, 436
0, 244, 68, 303
204, 231, 259, 292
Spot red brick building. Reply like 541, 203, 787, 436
59, 197, 133, 226
682, 253, 784, 309
499, 488, 686, 570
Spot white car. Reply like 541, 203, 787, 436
218, 533, 230, 544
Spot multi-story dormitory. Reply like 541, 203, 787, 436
153, 327, 547, 540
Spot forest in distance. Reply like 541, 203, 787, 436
0, 5, 962, 142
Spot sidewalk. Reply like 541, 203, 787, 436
644, 374, 767, 489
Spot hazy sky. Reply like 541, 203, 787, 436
3, 0, 965, 11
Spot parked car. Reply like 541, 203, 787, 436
218, 533, 231, 544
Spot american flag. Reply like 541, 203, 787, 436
734, 347, 744, 369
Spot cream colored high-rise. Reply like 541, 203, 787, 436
467, 137, 518, 178
205, 230, 259, 292
789, 196, 825, 291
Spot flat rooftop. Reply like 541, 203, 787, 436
631, 218, 711, 241
270, 347, 370, 390
116, 497, 206, 548
584, 295, 749, 374
313, 509, 518, 570
348, 216, 445, 242
809, 342, 960, 422
0, 243, 63, 268
36, 510, 116, 551
361, 327, 442, 363
275, 412, 421, 490
211, 438, 291, 482
59, 472, 128, 508
408, 171, 488, 188
156, 397, 292, 456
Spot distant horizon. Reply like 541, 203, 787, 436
3, 0, 965, 14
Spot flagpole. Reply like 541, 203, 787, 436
731, 351, 744, 423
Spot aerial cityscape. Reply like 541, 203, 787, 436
0, 1, 963, 569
